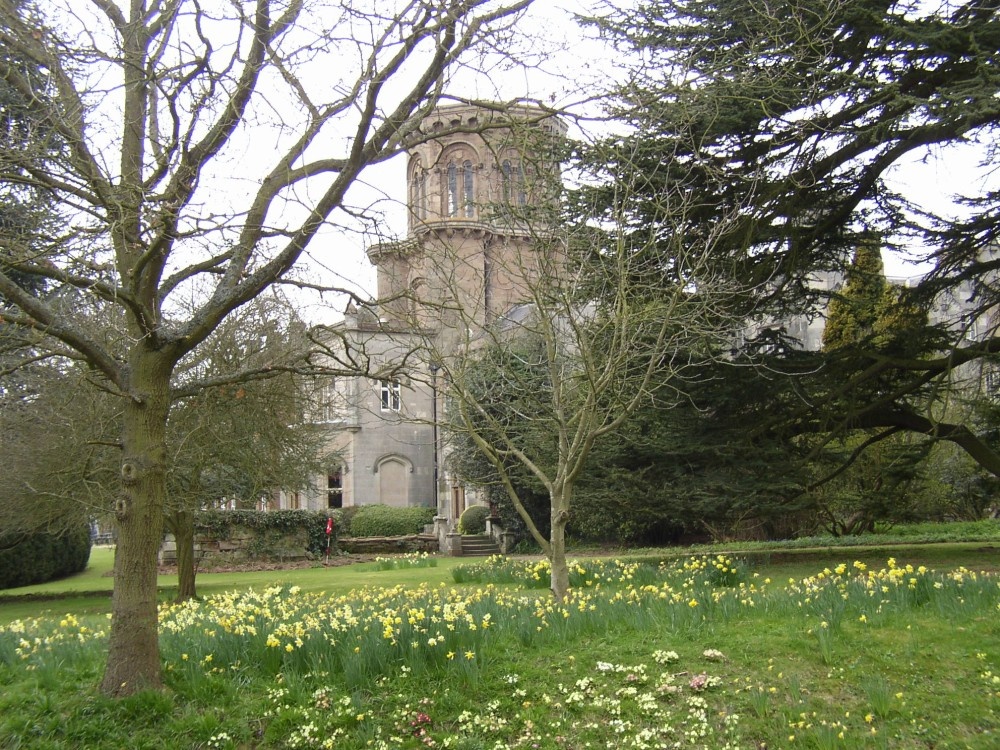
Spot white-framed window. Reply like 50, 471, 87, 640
317, 379, 337, 422
380, 380, 401, 412
986, 366, 1000, 397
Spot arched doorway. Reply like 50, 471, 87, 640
376, 455, 410, 507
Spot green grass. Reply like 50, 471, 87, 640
7, 545, 119, 593
3, 525, 998, 623
2, 548, 999, 749
1, 522, 997, 748
0, 548, 468, 623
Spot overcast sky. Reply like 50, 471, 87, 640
295, 0, 609, 323
293, 0, 996, 322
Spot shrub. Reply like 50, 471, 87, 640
337, 505, 361, 537
458, 505, 489, 535
347, 505, 435, 537
0, 521, 92, 589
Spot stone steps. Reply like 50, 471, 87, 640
460, 534, 502, 557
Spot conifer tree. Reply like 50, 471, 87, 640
583, 0, 1000, 480
822, 241, 889, 352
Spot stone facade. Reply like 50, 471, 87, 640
371, 103, 566, 347
744, 260, 997, 357
276, 103, 996, 533
280, 104, 566, 528
276, 305, 436, 510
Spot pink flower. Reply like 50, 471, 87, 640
689, 673, 709, 691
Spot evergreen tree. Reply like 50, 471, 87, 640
814, 241, 931, 534
822, 240, 889, 352
0, 0, 59, 301
584, 0, 1000, 299
582, 0, 1000, 479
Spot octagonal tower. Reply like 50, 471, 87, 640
368, 104, 566, 348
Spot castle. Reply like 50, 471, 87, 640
277, 103, 994, 535
278, 103, 566, 529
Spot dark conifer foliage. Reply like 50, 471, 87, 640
577, 0, 1000, 481
581, 0, 1000, 314
0, 0, 60, 302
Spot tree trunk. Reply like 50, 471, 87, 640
549, 494, 570, 601
100, 356, 171, 697
171, 510, 198, 602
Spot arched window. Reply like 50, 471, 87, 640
463, 160, 475, 217
375, 456, 410, 507
514, 163, 526, 205
409, 157, 426, 222
327, 469, 343, 509
409, 173, 420, 222
501, 159, 526, 206
447, 162, 458, 217
419, 172, 427, 219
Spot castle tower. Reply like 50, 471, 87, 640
367, 104, 566, 348
290, 105, 567, 524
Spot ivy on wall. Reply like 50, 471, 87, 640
194, 509, 340, 557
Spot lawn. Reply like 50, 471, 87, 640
0, 548, 469, 623
1, 547, 998, 749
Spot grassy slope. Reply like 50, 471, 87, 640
2, 536, 998, 624
2, 550, 998, 749
0, 549, 470, 623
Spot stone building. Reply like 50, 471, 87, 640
282, 103, 566, 525
280, 303, 438, 511
278, 103, 996, 528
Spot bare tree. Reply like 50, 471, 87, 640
0, 0, 533, 696
387, 113, 756, 599
0, 293, 330, 601
165, 293, 333, 601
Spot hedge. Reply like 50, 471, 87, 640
458, 505, 489, 535
0, 522, 93, 590
346, 505, 435, 538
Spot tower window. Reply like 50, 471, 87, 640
447, 162, 458, 216
410, 165, 427, 221
447, 159, 475, 218
409, 174, 421, 221
501, 159, 526, 206
463, 160, 475, 217
419, 172, 427, 219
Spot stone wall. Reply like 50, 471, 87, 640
160, 525, 311, 565
161, 529, 439, 563
338, 534, 438, 555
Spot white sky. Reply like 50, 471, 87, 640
287, 0, 995, 320
38, 1, 993, 326
294, 0, 612, 324
884, 143, 996, 278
